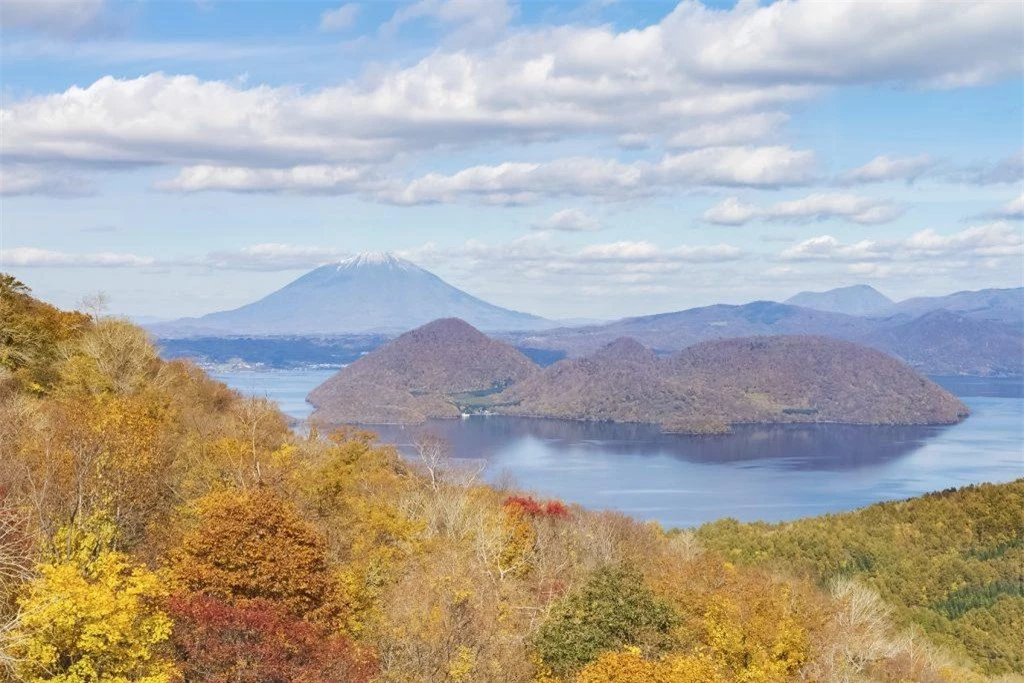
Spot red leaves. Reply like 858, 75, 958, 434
166, 593, 377, 683
503, 495, 571, 519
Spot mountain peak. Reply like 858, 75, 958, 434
151, 252, 552, 336
404, 317, 487, 343
786, 284, 893, 316
590, 337, 657, 363
335, 251, 416, 271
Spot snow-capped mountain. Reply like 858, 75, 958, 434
150, 253, 553, 336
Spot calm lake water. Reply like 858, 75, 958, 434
212, 369, 1024, 528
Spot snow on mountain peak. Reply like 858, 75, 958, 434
335, 251, 416, 271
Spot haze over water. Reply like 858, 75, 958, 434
214, 369, 1023, 528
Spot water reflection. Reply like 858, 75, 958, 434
371, 417, 947, 472
210, 370, 1023, 528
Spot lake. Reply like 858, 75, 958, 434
212, 368, 1024, 528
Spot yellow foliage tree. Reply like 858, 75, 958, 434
575, 648, 726, 683
11, 527, 176, 683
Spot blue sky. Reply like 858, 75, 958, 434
1, 0, 1022, 321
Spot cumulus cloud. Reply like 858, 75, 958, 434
837, 155, 938, 185
2, 0, 1020, 198
780, 221, 1023, 263
0, 247, 153, 268
0, 164, 95, 197
157, 165, 374, 194
379, 146, 818, 205
402, 234, 743, 292
664, 0, 1022, 88
531, 209, 603, 232
667, 112, 789, 148
704, 193, 905, 226
319, 3, 360, 32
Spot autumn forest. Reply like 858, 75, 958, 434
1, 274, 1021, 683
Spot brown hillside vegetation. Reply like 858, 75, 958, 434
0, 276, 1018, 682
501, 335, 968, 431
308, 320, 968, 431
309, 317, 538, 423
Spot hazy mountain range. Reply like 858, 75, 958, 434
308, 319, 968, 432
507, 290, 1024, 376
150, 254, 1023, 376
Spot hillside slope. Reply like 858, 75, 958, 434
1, 275, 1013, 682
500, 335, 968, 431
308, 318, 538, 423
698, 479, 1024, 675
863, 310, 1024, 376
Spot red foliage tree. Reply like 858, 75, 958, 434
166, 593, 377, 683
503, 495, 572, 520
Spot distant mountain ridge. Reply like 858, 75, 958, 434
505, 301, 877, 356
150, 252, 554, 337
151, 272, 1023, 377
879, 287, 1023, 327
504, 287, 1024, 376
786, 284, 893, 316
307, 319, 968, 431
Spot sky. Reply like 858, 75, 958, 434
1, 0, 1022, 322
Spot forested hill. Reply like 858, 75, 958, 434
698, 480, 1024, 675
0, 274, 1016, 682
502, 335, 967, 431
309, 317, 539, 423
309, 319, 968, 431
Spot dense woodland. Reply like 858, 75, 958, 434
0, 274, 1021, 683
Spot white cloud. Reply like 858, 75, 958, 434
0, 69, 813, 175
0, 164, 95, 197
531, 208, 603, 232
319, 3, 359, 32
0, 247, 153, 268
902, 223, 1023, 258
667, 112, 789, 148
991, 193, 1024, 220
576, 241, 741, 264
837, 154, 938, 185
780, 222, 1023, 263
157, 165, 373, 194
664, 0, 1022, 88
702, 197, 759, 226
380, 146, 818, 205
2, 0, 1019, 198
780, 235, 884, 263
402, 235, 743, 291
705, 192, 904, 226
199, 244, 351, 271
